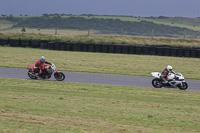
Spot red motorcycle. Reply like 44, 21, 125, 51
27, 63, 65, 81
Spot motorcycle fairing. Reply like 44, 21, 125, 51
28, 65, 34, 71
151, 72, 161, 78
55, 71, 61, 74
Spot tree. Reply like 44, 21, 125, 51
21, 27, 26, 33
42, 13, 49, 19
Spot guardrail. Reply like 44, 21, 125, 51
0, 38, 200, 58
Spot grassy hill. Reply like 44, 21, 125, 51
1, 15, 200, 47
146, 16, 200, 31
1, 15, 200, 38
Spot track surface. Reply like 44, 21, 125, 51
0, 67, 199, 91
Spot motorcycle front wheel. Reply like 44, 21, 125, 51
54, 72, 65, 81
177, 82, 188, 90
152, 78, 162, 88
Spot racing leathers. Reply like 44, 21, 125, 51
161, 68, 175, 84
34, 59, 52, 75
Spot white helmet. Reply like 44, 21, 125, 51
167, 65, 173, 72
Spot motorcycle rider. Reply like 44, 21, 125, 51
161, 65, 176, 84
34, 56, 52, 76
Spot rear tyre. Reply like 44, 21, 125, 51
177, 82, 188, 90
54, 72, 65, 81
28, 71, 38, 79
152, 78, 162, 88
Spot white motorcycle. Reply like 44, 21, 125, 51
151, 72, 188, 90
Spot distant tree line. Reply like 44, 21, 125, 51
0, 15, 22, 22
1, 15, 200, 38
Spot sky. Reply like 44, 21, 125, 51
1, 0, 200, 17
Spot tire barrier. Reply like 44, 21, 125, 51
48, 42, 55, 50
31, 40, 41, 48
1, 39, 200, 58
122, 45, 129, 54
0, 39, 8, 46
59, 42, 67, 51
102, 44, 109, 53
40, 40, 49, 49
9, 39, 20, 47
114, 45, 122, 54
95, 44, 102, 53
135, 45, 143, 55
72, 42, 82, 51
88, 43, 95, 52
82, 43, 88, 52
55, 43, 60, 50
129, 45, 136, 54
65, 42, 72, 51
197, 50, 200, 57
156, 47, 164, 56
21, 40, 30, 47
177, 48, 184, 57
170, 48, 178, 57
143, 45, 150, 55
163, 47, 170, 56
108, 44, 115, 53
183, 48, 191, 57
191, 49, 197, 58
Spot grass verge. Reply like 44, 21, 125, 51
1, 32, 200, 47
0, 46, 200, 80
0, 78, 200, 132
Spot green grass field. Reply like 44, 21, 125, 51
0, 78, 200, 133
0, 46, 200, 80
1, 16, 200, 133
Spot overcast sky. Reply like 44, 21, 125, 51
1, 0, 200, 17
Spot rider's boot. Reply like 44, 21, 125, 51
161, 76, 168, 85
162, 80, 168, 84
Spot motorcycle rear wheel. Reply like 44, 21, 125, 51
152, 78, 162, 88
28, 71, 38, 79
177, 82, 188, 90
54, 72, 65, 81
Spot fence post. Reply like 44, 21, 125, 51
151, 26, 154, 39
88, 15, 90, 36
88, 25, 90, 36
121, 24, 124, 36
183, 29, 186, 39
55, 28, 57, 35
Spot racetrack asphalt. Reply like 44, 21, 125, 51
0, 67, 199, 91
